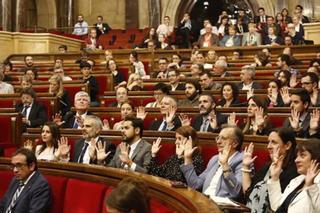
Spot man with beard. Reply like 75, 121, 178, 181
149, 95, 181, 131
180, 94, 227, 132
107, 116, 151, 173
72, 14, 89, 36
109, 86, 129, 107
178, 79, 202, 107
199, 71, 221, 91
68, 115, 115, 164
19, 56, 38, 73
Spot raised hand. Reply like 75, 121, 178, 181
136, 106, 148, 120
289, 108, 300, 130
119, 142, 131, 165
151, 137, 162, 157
270, 147, 283, 181
247, 88, 254, 100
227, 112, 238, 126
305, 160, 320, 187
208, 111, 218, 129
310, 109, 320, 133
253, 107, 266, 132
179, 113, 191, 126
165, 106, 176, 124
52, 112, 63, 126
55, 137, 70, 159
242, 143, 257, 168
76, 115, 84, 128
24, 140, 33, 151
102, 119, 110, 130
280, 87, 291, 105
183, 136, 197, 163
219, 144, 232, 166
289, 74, 299, 88
268, 89, 278, 106
96, 141, 111, 162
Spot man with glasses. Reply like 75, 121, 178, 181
180, 126, 247, 200
0, 148, 51, 212
301, 72, 320, 107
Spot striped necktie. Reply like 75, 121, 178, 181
6, 182, 25, 213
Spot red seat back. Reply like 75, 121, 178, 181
45, 175, 68, 213
63, 179, 107, 213
0, 171, 13, 199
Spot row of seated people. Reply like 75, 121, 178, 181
7, 112, 320, 213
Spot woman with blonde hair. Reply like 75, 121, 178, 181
49, 74, 71, 116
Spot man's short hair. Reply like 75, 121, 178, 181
24, 55, 33, 62
80, 61, 92, 69
154, 83, 170, 95
291, 88, 311, 107
185, 79, 202, 94
97, 15, 103, 19
242, 65, 256, 78
20, 88, 37, 99
258, 7, 265, 11
192, 64, 205, 72
200, 70, 213, 78
221, 126, 244, 151
214, 59, 228, 69
124, 116, 144, 137
12, 148, 38, 170
74, 91, 90, 102
162, 95, 177, 107
85, 115, 103, 131
58, 45, 67, 51
279, 54, 292, 66
116, 86, 128, 94
200, 92, 215, 105
303, 72, 319, 87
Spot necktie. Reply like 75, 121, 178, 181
200, 119, 209, 132
78, 142, 89, 163
73, 120, 78, 129
160, 121, 167, 131
22, 105, 29, 117
6, 182, 24, 213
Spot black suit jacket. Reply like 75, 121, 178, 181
94, 23, 111, 37
192, 113, 228, 133
283, 112, 311, 138
237, 82, 262, 90
61, 111, 93, 128
0, 171, 51, 213
58, 90, 71, 116
72, 137, 115, 165
15, 101, 47, 128
149, 116, 181, 131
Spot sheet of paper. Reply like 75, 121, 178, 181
210, 196, 240, 207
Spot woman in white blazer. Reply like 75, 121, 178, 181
268, 139, 320, 213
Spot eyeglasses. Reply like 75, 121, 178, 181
9, 163, 28, 170
215, 136, 231, 141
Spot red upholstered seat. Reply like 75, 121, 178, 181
0, 99, 15, 108
252, 149, 270, 171
45, 175, 68, 213
0, 116, 13, 144
0, 171, 13, 199
198, 145, 219, 166
156, 143, 176, 164
63, 179, 107, 213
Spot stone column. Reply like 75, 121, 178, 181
2, 0, 12, 31
148, 0, 160, 28
67, 0, 73, 29
14, 0, 25, 32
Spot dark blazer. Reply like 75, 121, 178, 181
0, 171, 51, 213
61, 111, 93, 128
84, 76, 99, 103
192, 113, 228, 133
149, 116, 181, 131
58, 90, 71, 116
283, 112, 311, 138
237, 82, 262, 90
219, 35, 241, 47
108, 102, 119, 107
254, 15, 270, 24
290, 32, 305, 45
15, 101, 47, 128
235, 24, 248, 34
263, 35, 283, 45
108, 139, 152, 173
72, 137, 115, 165
94, 23, 111, 37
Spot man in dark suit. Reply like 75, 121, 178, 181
0, 148, 51, 213
107, 116, 151, 173
109, 86, 129, 107
94, 15, 111, 38
149, 95, 181, 131
59, 91, 92, 129
283, 89, 318, 138
15, 88, 47, 130
237, 65, 262, 90
192, 94, 227, 132
199, 71, 221, 91
254, 7, 269, 25
70, 115, 115, 165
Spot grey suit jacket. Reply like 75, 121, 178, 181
108, 139, 152, 173
180, 151, 244, 199
0, 171, 51, 213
